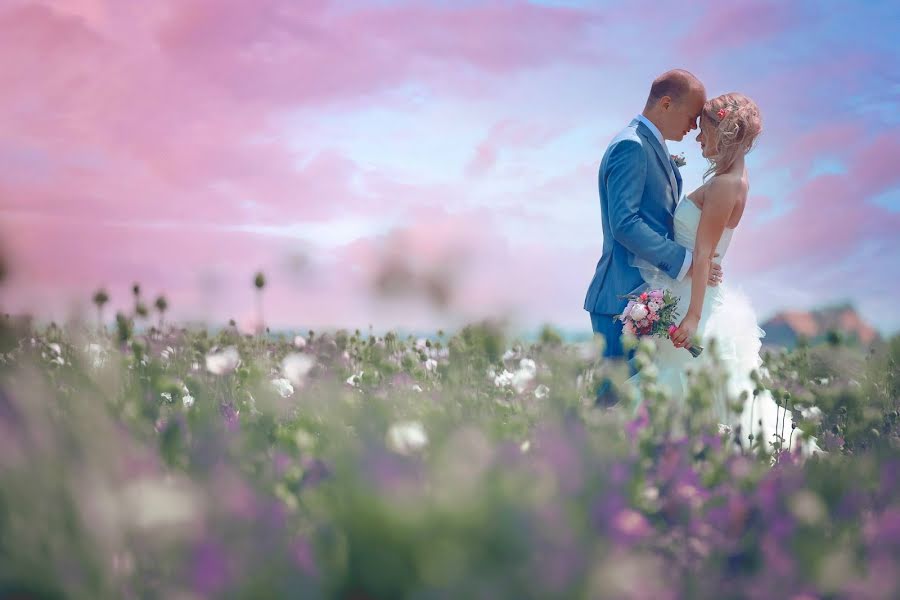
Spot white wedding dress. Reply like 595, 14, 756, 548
628, 197, 815, 455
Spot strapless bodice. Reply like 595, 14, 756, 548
674, 198, 734, 260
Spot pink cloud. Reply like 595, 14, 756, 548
0, 0, 604, 226
761, 122, 865, 178
729, 132, 900, 275
676, 0, 804, 58
466, 119, 569, 176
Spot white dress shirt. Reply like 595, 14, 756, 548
636, 114, 693, 281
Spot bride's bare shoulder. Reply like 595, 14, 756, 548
707, 173, 746, 197
703, 174, 744, 211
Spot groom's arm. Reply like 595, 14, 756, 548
605, 140, 686, 280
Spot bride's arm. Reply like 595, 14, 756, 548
670, 177, 739, 349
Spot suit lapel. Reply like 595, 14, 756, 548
636, 122, 678, 208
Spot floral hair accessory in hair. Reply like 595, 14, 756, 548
716, 108, 729, 120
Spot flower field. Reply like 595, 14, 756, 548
0, 309, 898, 599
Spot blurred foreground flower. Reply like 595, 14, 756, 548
386, 420, 429, 455
282, 352, 315, 387
271, 377, 294, 398
205, 346, 241, 375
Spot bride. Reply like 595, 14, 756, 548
628, 92, 814, 455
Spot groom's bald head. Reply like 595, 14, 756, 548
645, 69, 705, 108
643, 69, 706, 141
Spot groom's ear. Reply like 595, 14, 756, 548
659, 96, 672, 110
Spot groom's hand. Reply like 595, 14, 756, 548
686, 253, 723, 286
708, 261, 723, 287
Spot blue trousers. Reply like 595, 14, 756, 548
589, 312, 637, 396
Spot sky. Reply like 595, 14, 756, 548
1, 0, 898, 335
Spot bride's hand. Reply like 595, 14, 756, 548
671, 313, 700, 349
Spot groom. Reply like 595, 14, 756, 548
584, 69, 721, 375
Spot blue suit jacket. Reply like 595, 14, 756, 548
583, 119, 687, 316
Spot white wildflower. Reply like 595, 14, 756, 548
641, 485, 660, 503
518, 358, 537, 376
520, 440, 531, 453
191, 361, 200, 371
415, 337, 428, 351
789, 490, 826, 525
502, 349, 517, 362
511, 370, 533, 394
271, 377, 294, 398
48, 343, 62, 355
386, 421, 428, 455
800, 406, 823, 424
293, 335, 307, 349
510, 358, 537, 393
205, 346, 240, 375
85, 343, 106, 369
182, 393, 195, 408
122, 477, 198, 530
160, 392, 173, 403
411, 384, 423, 393
493, 369, 514, 388
640, 363, 659, 380
282, 352, 315, 387
160, 346, 175, 361
534, 384, 550, 399
424, 358, 438, 372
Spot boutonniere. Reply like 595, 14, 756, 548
671, 153, 686, 168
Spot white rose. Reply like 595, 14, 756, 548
629, 304, 649, 321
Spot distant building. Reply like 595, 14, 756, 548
761, 303, 879, 349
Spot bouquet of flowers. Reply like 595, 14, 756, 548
616, 288, 703, 357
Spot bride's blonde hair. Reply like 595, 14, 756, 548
702, 92, 762, 180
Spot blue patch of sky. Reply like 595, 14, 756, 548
870, 188, 900, 212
